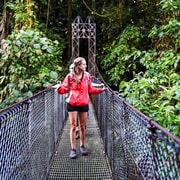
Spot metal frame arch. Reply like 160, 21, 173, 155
72, 16, 96, 75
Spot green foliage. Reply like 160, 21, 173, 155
7, 0, 38, 29
149, 18, 180, 51
0, 29, 64, 108
101, 0, 180, 135
1, 0, 179, 136
119, 49, 180, 135
101, 26, 144, 86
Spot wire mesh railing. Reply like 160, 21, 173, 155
0, 77, 180, 179
91, 78, 180, 180
0, 88, 67, 179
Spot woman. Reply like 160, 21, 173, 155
53, 57, 106, 159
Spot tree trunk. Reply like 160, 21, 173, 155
46, 0, 51, 33
67, 0, 72, 59
0, 8, 8, 41
27, 0, 33, 28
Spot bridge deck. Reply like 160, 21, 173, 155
48, 103, 112, 179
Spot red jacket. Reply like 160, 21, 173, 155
57, 72, 103, 106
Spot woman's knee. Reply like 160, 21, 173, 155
79, 123, 86, 131
70, 122, 77, 131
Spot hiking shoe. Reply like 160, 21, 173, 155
76, 130, 80, 139
80, 146, 88, 155
69, 149, 77, 159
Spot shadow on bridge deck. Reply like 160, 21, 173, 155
48, 103, 112, 179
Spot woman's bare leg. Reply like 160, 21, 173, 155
76, 117, 80, 139
78, 112, 88, 147
68, 111, 78, 150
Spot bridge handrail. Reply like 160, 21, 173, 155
0, 88, 67, 179
95, 75, 180, 144
91, 77, 180, 179
0, 76, 179, 179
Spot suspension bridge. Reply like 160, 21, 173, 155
0, 16, 180, 180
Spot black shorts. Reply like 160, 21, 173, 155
67, 103, 89, 112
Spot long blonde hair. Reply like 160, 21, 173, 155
73, 57, 86, 83
73, 57, 85, 75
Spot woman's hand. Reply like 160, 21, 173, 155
52, 84, 61, 89
52, 81, 62, 90
92, 82, 105, 88
102, 85, 107, 91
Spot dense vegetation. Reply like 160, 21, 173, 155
0, 0, 179, 135
100, 1, 180, 135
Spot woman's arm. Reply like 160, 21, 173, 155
52, 74, 71, 94
88, 74, 106, 94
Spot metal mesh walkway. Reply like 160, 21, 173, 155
48, 103, 112, 179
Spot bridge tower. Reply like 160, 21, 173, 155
72, 16, 96, 75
